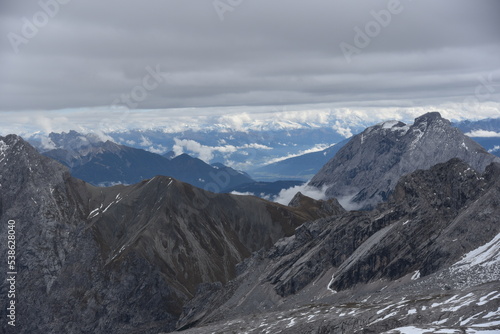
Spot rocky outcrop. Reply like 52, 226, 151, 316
176, 158, 500, 333
287, 191, 345, 217
0, 135, 335, 333
283, 158, 499, 292
309, 112, 500, 210
328, 158, 499, 291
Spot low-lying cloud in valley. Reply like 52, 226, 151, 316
273, 183, 329, 206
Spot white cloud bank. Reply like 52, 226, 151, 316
230, 191, 256, 197
273, 183, 329, 206
264, 143, 333, 166
465, 130, 500, 137
172, 138, 272, 163
2, 103, 499, 138
272, 182, 367, 211
488, 145, 500, 153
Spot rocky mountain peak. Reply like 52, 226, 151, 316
0, 134, 25, 158
288, 191, 309, 207
309, 113, 500, 210
287, 191, 345, 218
410, 111, 451, 136
0, 134, 69, 181
48, 130, 110, 150
414, 111, 449, 125
0, 133, 20, 146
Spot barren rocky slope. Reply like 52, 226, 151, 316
174, 158, 500, 333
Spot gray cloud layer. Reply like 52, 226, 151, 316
1, 0, 500, 114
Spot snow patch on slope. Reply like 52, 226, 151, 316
0, 139, 9, 162
453, 233, 500, 269
381, 120, 400, 129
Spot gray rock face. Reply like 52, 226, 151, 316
175, 158, 500, 333
0, 135, 178, 333
0, 135, 335, 333
309, 112, 500, 210
287, 191, 345, 216
88, 175, 332, 300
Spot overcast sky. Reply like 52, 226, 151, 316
1, 0, 500, 133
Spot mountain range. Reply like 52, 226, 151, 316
32, 131, 311, 198
25, 115, 500, 186
38, 130, 254, 190
1, 112, 499, 333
